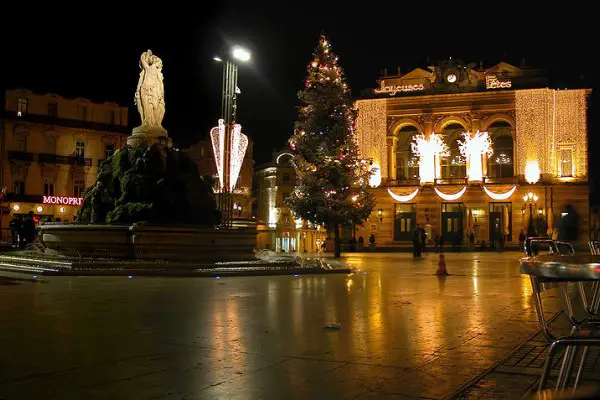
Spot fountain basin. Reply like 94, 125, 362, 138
39, 224, 257, 262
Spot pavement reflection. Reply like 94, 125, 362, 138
0, 251, 560, 399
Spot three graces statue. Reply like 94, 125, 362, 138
134, 50, 166, 131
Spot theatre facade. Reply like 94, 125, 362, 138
354, 60, 591, 246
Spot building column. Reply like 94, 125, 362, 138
424, 122, 433, 136
472, 119, 487, 177
386, 136, 397, 181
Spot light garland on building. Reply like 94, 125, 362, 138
355, 99, 387, 178
387, 187, 419, 202
434, 186, 467, 201
515, 89, 553, 176
267, 186, 277, 228
555, 90, 587, 177
483, 185, 517, 200
515, 89, 587, 178
411, 133, 448, 185
210, 119, 249, 191
458, 131, 492, 182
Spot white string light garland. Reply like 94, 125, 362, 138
434, 186, 467, 201
482, 185, 517, 200
387, 187, 419, 202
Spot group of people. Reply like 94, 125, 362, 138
9, 212, 37, 249
414, 228, 471, 256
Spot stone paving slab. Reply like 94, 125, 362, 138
450, 309, 600, 399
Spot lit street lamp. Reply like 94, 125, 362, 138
212, 45, 251, 227
523, 192, 539, 237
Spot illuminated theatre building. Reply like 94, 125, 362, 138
354, 60, 591, 246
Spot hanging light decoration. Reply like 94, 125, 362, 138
355, 99, 387, 179
411, 133, 448, 185
434, 186, 467, 201
524, 160, 541, 184
387, 187, 419, 202
483, 185, 517, 200
458, 131, 493, 182
210, 119, 249, 191
369, 163, 382, 187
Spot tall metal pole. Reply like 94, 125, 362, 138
219, 60, 238, 228
527, 201, 537, 237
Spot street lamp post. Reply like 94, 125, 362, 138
523, 192, 539, 237
214, 46, 251, 228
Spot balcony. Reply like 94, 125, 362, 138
387, 179, 421, 187
434, 177, 468, 185
8, 151, 34, 162
38, 153, 57, 164
38, 153, 92, 167
3, 193, 43, 203
1, 110, 129, 133
483, 176, 518, 184
388, 176, 521, 187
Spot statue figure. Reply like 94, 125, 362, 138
134, 50, 165, 129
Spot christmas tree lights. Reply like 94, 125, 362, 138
287, 35, 374, 257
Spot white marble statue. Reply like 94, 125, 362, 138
134, 50, 165, 130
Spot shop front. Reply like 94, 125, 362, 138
4, 195, 82, 224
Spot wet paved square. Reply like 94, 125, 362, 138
0, 251, 560, 399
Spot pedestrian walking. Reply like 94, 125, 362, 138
519, 230, 526, 251
433, 233, 440, 253
439, 234, 445, 253
451, 233, 460, 253
21, 211, 36, 248
412, 225, 421, 257
498, 234, 505, 253
419, 224, 427, 255
9, 216, 22, 247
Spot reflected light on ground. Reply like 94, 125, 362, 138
521, 274, 533, 309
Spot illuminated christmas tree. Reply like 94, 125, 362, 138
287, 35, 374, 257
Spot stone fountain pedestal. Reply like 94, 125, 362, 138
127, 126, 172, 148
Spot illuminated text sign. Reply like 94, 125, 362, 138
374, 81, 425, 96
486, 75, 512, 89
42, 196, 84, 206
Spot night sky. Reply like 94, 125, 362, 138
2, 6, 597, 195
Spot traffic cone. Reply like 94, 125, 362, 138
435, 253, 449, 275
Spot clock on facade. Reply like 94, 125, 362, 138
447, 74, 457, 83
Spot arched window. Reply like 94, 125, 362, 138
395, 125, 419, 180
440, 123, 466, 178
487, 121, 514, 178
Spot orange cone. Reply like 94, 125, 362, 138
435, 253, 449, 275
